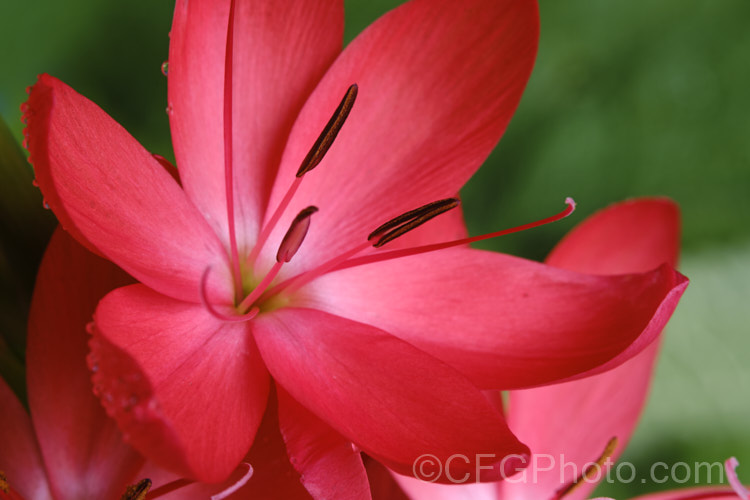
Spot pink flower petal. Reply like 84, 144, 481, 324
151, 388, 315, 499
0, 377, 52, 500
500, 344, 660, 500
365, 459, 411, 500
545, 198, 684, 378
252, 308, 529, 484
500, 198, 685, 500
296, 248, 687, 389
277, 387, 371, 500
90, 285, 270, 482
546, 197, 681, 276
23, 74, 230, 303
168, 0, 343, 247
237, 389, 312, 499
262, 0, 538, 272
26, 229, 143, 500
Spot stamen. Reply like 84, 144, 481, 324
554, 437, 618, 499
297, 84, 358, 177
726, 457, 749, 500
148, 478, 195, 499
237, 207, 317, 312
200, 268, 259, 322
120, 478, 151, 500
260, 198, 574, 300
368, 198, 460, 247
277, 206, 318, 262
260, 199, 460, 297
0, 471, 23, 500
223, 0, 243, 303
211, 463, 254, 500
338, 197, 576, 271
261, 240, 371, 300
248, 84, 358, 266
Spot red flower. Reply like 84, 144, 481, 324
22, 0, 686, 492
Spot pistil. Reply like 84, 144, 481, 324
200, 267, 260, 322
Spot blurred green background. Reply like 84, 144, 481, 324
0, 0, 748, 497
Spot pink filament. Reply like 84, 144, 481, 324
248, 176, 303, 266
237, 261, 283, 313
271, 197, 576, 296
339, 197, 576, 270
223, 0, 243, 303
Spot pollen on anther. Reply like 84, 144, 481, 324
369, 198, 460, 248
296, 84, 358, 177
277, 206, 318, 262
121, 478, 152, 500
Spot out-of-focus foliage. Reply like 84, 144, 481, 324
0, 0, 747, 495
0, 114, 54, 403
0, 1, 175, 158
465, 0, 750, 261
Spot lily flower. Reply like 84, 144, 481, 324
379, 199, 725, 500
0, 228, 347, 500
22, 0, 687, 490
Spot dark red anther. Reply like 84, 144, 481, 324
368, 198, 461, 248
296, 84, 358, 177
277, 206, 319, 262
